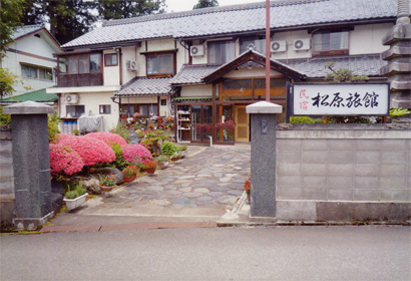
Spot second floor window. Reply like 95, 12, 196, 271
146, 54, 173, 76
66, 53, 101, 74
313, 31, 349, 56
104, 54, 118, 66
21, 65, 52, 80
208, 41, 235, 64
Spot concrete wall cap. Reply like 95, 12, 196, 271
246, 101, 283, 114
3, 101, 54, 115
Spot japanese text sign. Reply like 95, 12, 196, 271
291, 83, 390, 116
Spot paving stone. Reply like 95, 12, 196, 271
233, 179, 246, 183
196, 196, 213, 201
163, 191, 182, 196
208, 192, 225, 198
184, 192, 203, 199
181, 183, 191, 188
197, 174, 212, 177
225, 174, 239, 177
171, 197, 192, 204
194, 188, 210, 193
179, 187, 192, 192
213, 173, 223, 178
147, 186, 164, 192
151, 199, 172, 206
219, 177, 231, 183
164, 184, 177, 190
228, 190, 243, 196
234, 167, 243, 170
208, 186, 230, 192
144, 194, 161, 200
178, 176, 196, 180
216, 195, 238, 205
174, 180, 195, 184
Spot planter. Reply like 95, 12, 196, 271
146, 169, 156, 175
100, 185, 114, 192
179, 150, 188, 158
63, 193, 88, 211
123, 175, 137, 183
157, 161, 169, 170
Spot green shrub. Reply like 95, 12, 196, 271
156, 155, 169, 162
110, 122, 130, 143
290, 116, 315, 124
0, 106, 11, 125
48, 112, 60, 142
75, 183, 86, 196
161, 141, 177, 156
65, 191, 78, 199
108, 143, 129, 170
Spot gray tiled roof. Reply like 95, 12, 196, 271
286, 54, 387, 78
12, 24, 45, 40
114, 77, 173, 96
62, 0, 403, 48
170, 64, 220, 85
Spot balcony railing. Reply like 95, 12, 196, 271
56, 73, 103, 87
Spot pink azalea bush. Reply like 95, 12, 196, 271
122, 144, 152, 165
85, 132, 127, 147
58, 135, 116, 166
49, 143, 84, 176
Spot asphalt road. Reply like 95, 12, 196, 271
1, 226, 410, 280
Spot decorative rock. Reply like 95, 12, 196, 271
81, 178, 101, 194
94, 167, 124, 184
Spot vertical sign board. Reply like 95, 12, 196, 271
289, 83, 390, 116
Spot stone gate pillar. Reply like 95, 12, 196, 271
246, 101, 282, 218
4, 101, 54, 230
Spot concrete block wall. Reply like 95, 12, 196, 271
0, 126, 15, 229
275, 127, 411, 222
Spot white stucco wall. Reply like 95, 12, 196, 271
181, 84, 213, 97
103, 49, 120, 86
60, 91, 119, 132
350, 23, 392, 55
270, 30, 312, 60
121, 45, 139, 85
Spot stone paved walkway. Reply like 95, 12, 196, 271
47, 144, 251, 228
104, 144, 250, 210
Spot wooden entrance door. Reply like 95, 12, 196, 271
235, 105, 249, 142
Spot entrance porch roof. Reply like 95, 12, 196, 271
202, 49, 307, 84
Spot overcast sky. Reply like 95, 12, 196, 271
165, 0, 265, 13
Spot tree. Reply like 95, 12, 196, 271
22, 0, 97, 45
193, 0, 219, 10
96, 0, 166, 20
0, 0, 24, 59
324, 62, 368, 82
0, 69, 21, 100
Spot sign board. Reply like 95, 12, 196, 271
289, 83, 390, 116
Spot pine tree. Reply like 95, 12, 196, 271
193, 0, 219, 10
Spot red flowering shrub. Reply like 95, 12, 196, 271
59, 135, 116, 166
49, 143, 84, 176
85, 132, 127, 147
122, 144, 152, 165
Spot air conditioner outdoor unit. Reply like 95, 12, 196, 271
270, 40, 287, 53
65, 94, 79, 104
293, 39, 310, 51
126, 60, 138, 71
190, 45, 205, 56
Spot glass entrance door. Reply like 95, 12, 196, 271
191, 105, 212, 143
216, 104, 234, 144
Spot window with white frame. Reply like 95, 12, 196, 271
208, 41, 236, 64
313, 31, 349, 56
